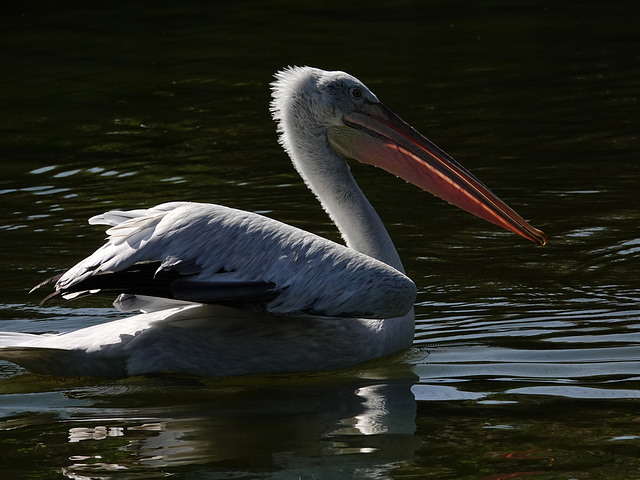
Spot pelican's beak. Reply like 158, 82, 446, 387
327, 101, 546, 245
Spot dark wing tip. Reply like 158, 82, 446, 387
39, 290, 63, 307
30, 273, 65, 306
29, 273, 63, 295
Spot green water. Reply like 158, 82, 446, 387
1, 1, 639, 478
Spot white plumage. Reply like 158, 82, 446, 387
0, 66, 544, 378
66, 201, 415, 319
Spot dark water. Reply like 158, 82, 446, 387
1, 1, 639, 478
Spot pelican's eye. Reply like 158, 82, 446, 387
350, 87, 363, 100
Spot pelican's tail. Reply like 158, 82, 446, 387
0, 342, 127, 378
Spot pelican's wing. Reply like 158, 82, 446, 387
41, 202, 416, 319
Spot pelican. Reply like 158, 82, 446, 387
0, 67, 545, 378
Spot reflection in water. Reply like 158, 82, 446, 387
0, 373, 420, 478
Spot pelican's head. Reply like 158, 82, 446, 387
271, 66, 546, 246
271, 66, 378, 133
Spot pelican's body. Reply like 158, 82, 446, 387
0, 67, 545, 378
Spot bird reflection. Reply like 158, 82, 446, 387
51, 372, 421, 478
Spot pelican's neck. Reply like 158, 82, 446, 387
288, 136, 405, 274
271, 66, 404, 273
